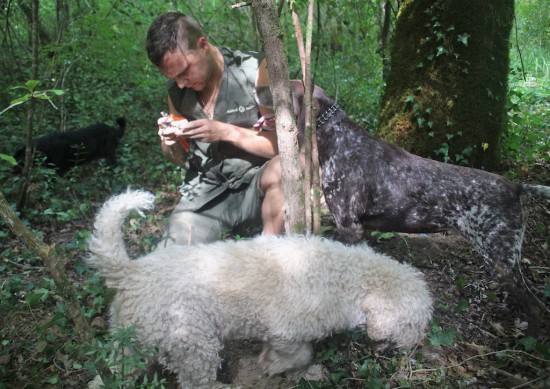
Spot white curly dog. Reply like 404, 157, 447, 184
88, 189, 433, 388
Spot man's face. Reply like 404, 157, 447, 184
159, 47, 208, 91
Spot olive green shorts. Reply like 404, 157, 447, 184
157, 167, 265, 248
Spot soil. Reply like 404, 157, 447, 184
1, 161, 549, 388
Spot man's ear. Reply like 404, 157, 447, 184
289, 80, 307, 146
196, 36, 208, 51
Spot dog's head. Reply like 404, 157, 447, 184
255, 80, 335, 147
115, 117, 126, 138
291, 80, 339, 147
283, 80, 328, 120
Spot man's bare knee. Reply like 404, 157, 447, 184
260, 156, 282, 192
260, 157, 284, 234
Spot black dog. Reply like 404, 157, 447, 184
288, 81, 548, 332
14, 117, 126, 175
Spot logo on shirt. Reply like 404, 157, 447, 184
227, 105, 255, 115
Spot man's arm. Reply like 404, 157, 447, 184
175, 58, 279, 159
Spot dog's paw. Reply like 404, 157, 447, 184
258, 343, 313, 376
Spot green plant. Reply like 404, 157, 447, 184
0, 153, 16, 166
420, 0, 472, 74
0, 80, 64, 116
0, 272, 23, 308
370, 230, 396, 241
430, 131, 475, 165
86, 325, 166, 388
504, 0, 550, 169
426, 319, 457, 347
504, 73, 550, 165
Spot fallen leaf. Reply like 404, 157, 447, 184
489, 321, 506, 336
463, 342, 491, 357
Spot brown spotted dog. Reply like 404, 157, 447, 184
286, 81, 548, 333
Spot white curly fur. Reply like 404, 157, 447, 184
88, 189, 433, 388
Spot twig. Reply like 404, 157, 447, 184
492, 367, 528, 386
513, 11, 527, 81
1, 257, 44, 271
406, 343, 420, 380
511, 372, 550, 389
409, 348, 550, 378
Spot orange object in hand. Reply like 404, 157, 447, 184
170, 114, 190, 151
170, 114, 184, 121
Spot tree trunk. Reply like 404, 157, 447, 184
378, 0, 514, 170
291, 0, 320, 234
251, 0, 305, 234
17, 0, 50, 44
55, 0, 70, 41
377, 0, 396, 81
304, 1, 322, 234
16, 0, 41, 211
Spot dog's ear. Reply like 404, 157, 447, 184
312, 85, 330, 112
290, 80, 305, 118
290, 81, 328, 131
289, 80, 306, 143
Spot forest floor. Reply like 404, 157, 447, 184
1, 160, 549, 388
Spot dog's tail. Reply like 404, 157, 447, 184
87, 189, 155, 285
521, 184, 550, 199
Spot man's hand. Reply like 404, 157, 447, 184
253, 114, 276, 131
179, 119, 228, 143
157, 113, 189, 146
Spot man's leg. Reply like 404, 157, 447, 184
158, 158, 284, 248
157, 208, 227, 248
259, 156, 285, 235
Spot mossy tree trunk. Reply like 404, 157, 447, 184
378, 0, 514, 170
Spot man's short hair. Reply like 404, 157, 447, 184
146, 12, 204, 67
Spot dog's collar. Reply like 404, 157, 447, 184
317, 103, 340, 126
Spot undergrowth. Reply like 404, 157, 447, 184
304, 322, 550, 388
504, 68, 550, 167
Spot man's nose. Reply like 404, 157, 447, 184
175, 75, 190, 89
176, 78, 187, 89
